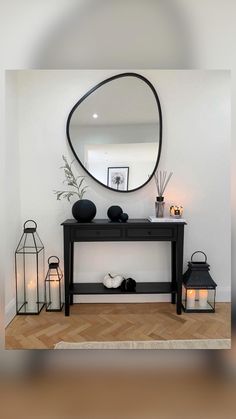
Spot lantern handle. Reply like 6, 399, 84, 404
191, 251, 207, 263
23, 220, 37, 230
48, 256, 60, 265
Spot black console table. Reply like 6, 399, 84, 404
62, 219, 186, 316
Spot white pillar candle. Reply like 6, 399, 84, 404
27, 280, 36, 311
199, 289, 208, 308
50, 281, 59, 309
187, 289, 196, 309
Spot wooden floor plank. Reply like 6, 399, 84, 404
5, 302, 231, 349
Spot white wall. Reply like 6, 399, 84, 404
5, 70, 230, 314
4, 72, 22, 326
0, 73, 7, 336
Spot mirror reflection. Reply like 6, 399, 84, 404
67, 74, 162, 192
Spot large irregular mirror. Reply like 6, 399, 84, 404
66, 73, 162, 192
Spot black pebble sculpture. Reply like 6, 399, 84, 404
120, 213, 129, 222
107, 206, 129, 222
107, 205, 123, 221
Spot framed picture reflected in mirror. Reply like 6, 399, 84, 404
107, 167, 129, 191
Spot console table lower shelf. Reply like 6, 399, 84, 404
70, 282, 172, 295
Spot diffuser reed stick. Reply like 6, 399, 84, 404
154, 170, 173, 197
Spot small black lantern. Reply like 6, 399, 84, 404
15, 220, 45, 314
182, 251, 217, 313
45, 256, 63, 311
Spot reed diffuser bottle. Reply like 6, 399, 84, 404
155, 196, 165, 217
154, 170, 173, 218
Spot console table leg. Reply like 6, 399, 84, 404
176, 226, 184, 315
171, 241, 176, 304
64, 228, 70, 316
69, 242, 74, 305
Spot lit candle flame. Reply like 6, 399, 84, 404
28, 280, 36, 289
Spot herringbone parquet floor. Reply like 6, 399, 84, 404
5, 302, 230, 349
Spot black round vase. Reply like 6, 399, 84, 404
72, 199, 96, 222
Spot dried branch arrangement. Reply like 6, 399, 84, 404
154, 170, 173, 197
54, 155, 88, 202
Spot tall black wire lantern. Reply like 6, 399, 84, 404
45, 256, 63, 312
15, 220, 45, 314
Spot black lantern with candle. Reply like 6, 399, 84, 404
45, 256, 63, 312
15, 220, 45, 314
182, 251, 217, 313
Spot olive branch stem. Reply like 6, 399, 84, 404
54, 155, 88, 202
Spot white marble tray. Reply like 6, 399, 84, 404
148, 216, 186, 222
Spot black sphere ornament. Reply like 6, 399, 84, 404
72, 199, 96, 222
107, 205, 123, 221
119, 213, 129, 222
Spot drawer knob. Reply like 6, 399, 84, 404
148, 231, 151, 235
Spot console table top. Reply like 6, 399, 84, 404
61, 218, 186, 226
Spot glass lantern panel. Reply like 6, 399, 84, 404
15, 253, 25, 312
182, 285, 187, 309
25, 253, 39, 313
37, 249, 45, 304
16, 232, 44, 253
49, 268, 62, 279
16, 251, 45, 313
46, 280, 61, 310
183, 287, 215, 312
195, 289, 215, 310
34, 232, 44, 251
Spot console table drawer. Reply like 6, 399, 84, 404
72, 228, 122, 241
126, 227, 174, 239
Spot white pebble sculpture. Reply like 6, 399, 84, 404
103, 273, 123, 288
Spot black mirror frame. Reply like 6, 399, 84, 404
66, 72, 162, 193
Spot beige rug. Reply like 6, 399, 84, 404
54, 339, 231, 350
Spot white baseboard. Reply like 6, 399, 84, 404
5, 298, 16, 327
215, 286, 231, 302
74, 294, 171, 303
